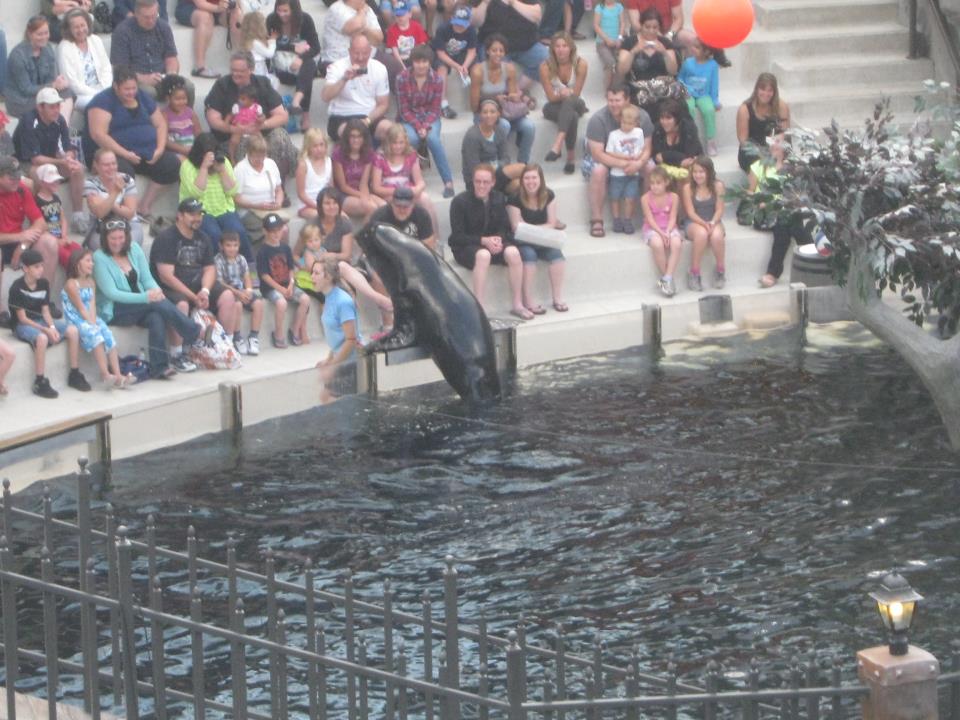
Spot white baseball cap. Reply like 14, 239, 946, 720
36, 87, 62, 106
36, 163, 65, 183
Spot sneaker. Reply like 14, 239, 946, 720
234, 336, 248, 355
33, 376, 59, 399
443, 185, 455, 199
68, 368, 92, 392
707, 139, 718, 157
247, 335, 260, 356
658, 277, 676, 298
687, 271, 703, 292
441, 105, 457, 119
172, 354, 198, 373
71, 211, 91, 235
713, 270, 726, 289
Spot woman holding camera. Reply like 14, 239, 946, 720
179, 132, 255, 261
615, 8, 680, 114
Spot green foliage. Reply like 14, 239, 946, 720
773, 85, 960, 336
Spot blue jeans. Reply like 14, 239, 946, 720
509, 43, 549, 82
110, 299, 199, 376
517, 243, 564, 263
201, 211, 254, 262
0, 29, 6, 95
500, 117, 535, 164
402, 121, 453, 185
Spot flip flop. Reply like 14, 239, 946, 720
510, 308, 534, 321
526, 304, 546, 315
553, 301, 569, 312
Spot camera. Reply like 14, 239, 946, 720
353, 66, 368, 76
227, 0, 237, 8
214, 151, 226, 164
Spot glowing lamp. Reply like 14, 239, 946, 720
869, 573, 922, 656
691, 0, 755, 49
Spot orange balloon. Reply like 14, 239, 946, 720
691, 0, 755, 49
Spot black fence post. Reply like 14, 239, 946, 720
1, 534, 19, 720
506, 630, 527, 720
443, 555, 461, 720
115, 526, 140, 720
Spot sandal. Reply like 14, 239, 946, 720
553, 301, 569, 312
526, 304, 546, 315
510, 307, 535, 321
590, 219, 605, 238
563, 162, 575, 174
191, 67, 221, 79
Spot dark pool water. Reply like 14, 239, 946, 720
9, 322, 960, 715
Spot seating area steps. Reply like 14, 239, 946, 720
0, 0, 935, 455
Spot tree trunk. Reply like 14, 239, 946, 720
845, 253, 960, 450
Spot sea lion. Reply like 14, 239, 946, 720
356, 223, 501, 401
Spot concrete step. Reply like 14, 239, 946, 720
773, 54, 933, 89
786, 80, 923, 126
754, 0, 900, 30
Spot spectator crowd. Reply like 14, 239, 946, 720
0, 0, 795, 400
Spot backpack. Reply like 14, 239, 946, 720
188, 310, 243, 370
118, 354, 151, 383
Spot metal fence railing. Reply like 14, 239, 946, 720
4, 458, 959, 719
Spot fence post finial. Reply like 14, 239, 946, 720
506, 630, 527, 720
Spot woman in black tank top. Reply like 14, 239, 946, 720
735, 72, 791, 172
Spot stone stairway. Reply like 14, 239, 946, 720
0, 0, 935, 429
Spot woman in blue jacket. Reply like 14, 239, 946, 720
93, 215, 201, 379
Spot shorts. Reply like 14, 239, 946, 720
450, 242, 514, 270
608, 174, 640, 201
641, 227, 682, 245
517, 243, 564, 264
175, 0, 225, 25
327, 115, 388, 140
58, 240, 83, 269
164, 282, 228, 309
264, 285, 306, 303
15, 320, 69, 347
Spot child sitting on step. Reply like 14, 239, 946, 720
215, 231, 264, 356
9, 248, 88, 398
640, 166, 682, 298
61, 248, 132, 388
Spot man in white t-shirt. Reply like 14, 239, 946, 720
321, 0, 383, 64
321, 35, 394, 142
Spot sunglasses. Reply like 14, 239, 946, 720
105, 219, 128, 230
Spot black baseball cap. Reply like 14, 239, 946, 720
392, 186, 415, 206
178, 198, 204, 213
262, 212, 288, 230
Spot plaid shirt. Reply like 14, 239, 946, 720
396, 68, 443, 134
215, 253, 249, 290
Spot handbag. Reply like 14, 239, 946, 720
118, 354, 151, 383
631, 75, 688, 108
188, 310, 243, 370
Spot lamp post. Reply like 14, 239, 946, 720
869, 573, 923, 656
857, 574, 938, 720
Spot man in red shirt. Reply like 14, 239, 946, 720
0, 157, 59, 311
624, 0, 693, 53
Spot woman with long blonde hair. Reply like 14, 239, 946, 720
538, 31, 588, 174
736, 72, 791, 171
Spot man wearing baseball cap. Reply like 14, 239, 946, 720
149, 198, 239, 371
12, 87, 89, 234
0, 157, 59, 323
366, 186, 436, 251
